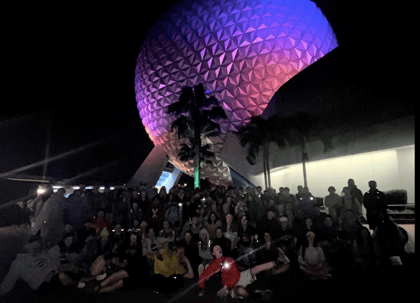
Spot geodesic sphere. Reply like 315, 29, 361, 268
135, 0, 337, 183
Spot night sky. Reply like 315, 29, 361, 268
1, 1, 415, 188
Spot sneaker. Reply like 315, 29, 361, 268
276, 247, 290, 265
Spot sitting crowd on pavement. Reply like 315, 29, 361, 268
0, 178, 411, 300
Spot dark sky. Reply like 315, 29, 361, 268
0, 1, 415, 187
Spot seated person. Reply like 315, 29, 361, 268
58, 233, 80, 273
95, 254, 151, 293
109, 222, 126, 257
116, 231, 142, 267
277, 216, 297, 256
255, 231, 279, 265
212, 226, 232, 257
256, 207, 280, 241
97, 227, 112, 259
142, 226, 162, 255
159, 220, 176, 243
0, 238, 78, 296
198, 244, 288, 299
223, 213, 239, 255
298, 231, 332, 280
197, 229, 213, 276
149, 242, 194, 294
180, 214, 202, 241
178, 230, 202, 272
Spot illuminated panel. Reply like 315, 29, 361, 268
260, 146, 415, 205
135, 0, 337, 183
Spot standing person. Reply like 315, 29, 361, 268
348, 179, 364, 207
295, 185, 304, 202
31, 188, 65, 250
297, 187, 316, 218
363, 181, 387, 230
86, 185, 108, 219
341, 187, 362, 220
66, 190, 88, 230
323, 186, 342, 223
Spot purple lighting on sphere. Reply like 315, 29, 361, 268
135, 0, 337, 182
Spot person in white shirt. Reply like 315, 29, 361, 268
298, 231, 332, 280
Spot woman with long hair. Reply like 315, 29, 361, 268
298, 231, 332, 280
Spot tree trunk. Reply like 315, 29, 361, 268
266, 154, 271, 189
263, 153, 268, 190
194, 139, 201, 189
301, 139, 308, 188
263, 145, 271, 190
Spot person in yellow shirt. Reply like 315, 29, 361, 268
151, 242, 194, 294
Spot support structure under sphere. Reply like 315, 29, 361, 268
135, 0, 337, 184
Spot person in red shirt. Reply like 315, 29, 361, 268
199, 243, 291, 299
198, 244, 240, 297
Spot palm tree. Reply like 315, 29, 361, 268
167, 84, 227, 188
237, 115, 287, 190
281, 111, 333, 188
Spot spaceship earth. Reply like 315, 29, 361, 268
135, 0, 337, 185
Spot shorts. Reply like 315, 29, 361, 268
230, 269, 257, 298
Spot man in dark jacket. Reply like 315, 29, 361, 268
348, 179, 364, 205
363, 180, 387, 230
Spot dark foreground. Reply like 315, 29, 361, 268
0, 226, 415, 303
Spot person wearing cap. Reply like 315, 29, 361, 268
298, 231, 332, 280
278, 216, 297, 255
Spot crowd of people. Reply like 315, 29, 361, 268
0, 178, 411, 300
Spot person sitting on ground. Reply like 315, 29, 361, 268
97, 227, 112, 259
277, 216, 297, 256
117, 231, 142, 268
58, 233, 80, 273
372, 209, 408, 266
109, 222, 126, 257
197, 229, 213, 276
94, 253, 151, 293
142, 226, 162, 255
205, 211, 222, 240
212, 226, 232, 257
223, 213, 239, 256
147, 196, 164, 233
178, 230, 202, 274
149, 242, 194, 294
298, 231, 332, 280
180, 214, 202, 241
256, 206, 280, 241
237, 215, 255, 268
159, 220, 176, 242
352, 226, 375, 270
93, 209, 108, 233
0, 238, 69, 296
255, 231, 279, 265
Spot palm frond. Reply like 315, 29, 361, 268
170, 116, 193, 139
